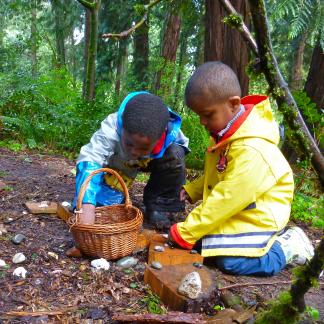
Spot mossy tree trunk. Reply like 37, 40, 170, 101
256, 237, 324, 323
205, 0, 250, 96
248, 0, 324, 185
304, 40, 324, 111
78, 0, 101, 101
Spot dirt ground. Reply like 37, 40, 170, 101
0, 147, 323, 323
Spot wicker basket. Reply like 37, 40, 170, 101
68, 168, 143, 260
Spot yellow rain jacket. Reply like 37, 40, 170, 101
176, 95, 294, 257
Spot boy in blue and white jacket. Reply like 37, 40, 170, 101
73, 92, 189, 230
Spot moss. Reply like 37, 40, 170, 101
222, 14, 243, 29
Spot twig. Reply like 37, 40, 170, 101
219, 280, 324, 291
102, 0, 162, 39
4, 306, 78, 317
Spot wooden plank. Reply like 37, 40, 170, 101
56, 203, 73, 222
144, 263, 218, 312
25, 201, 58, 214
148, 234, 203, 266
134, 229, 157, 251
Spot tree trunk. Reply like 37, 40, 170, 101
0, 14, 4, 72
290, 33, 307, 91
115, 40, 128, 96
193, 1, 205, 68
132, 0, 149, 90
31, 0, 37, 77
248, 0, 324, 185
70, 26, 77, 88
155, 12, 181, 102
52, 0, 66, 67
304, 41, 324, 110
205, 0, 250, 96
173, 32, 188, 111
78, 0, 101, 101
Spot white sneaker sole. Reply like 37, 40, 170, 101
290, 226, 314, 262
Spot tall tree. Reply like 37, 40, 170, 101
205, 0, 250, 96
304, 41, 324, 110
77, 0, 101, 101
31, 0, 38, 76
155, 8, 181, 102
132, 0, 150, 90
51, 0, 66, 67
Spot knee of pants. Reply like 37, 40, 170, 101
215, 256, 248, 275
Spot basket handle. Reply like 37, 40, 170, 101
76, 168, 131, 211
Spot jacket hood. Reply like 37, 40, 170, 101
216, 95, 280, 148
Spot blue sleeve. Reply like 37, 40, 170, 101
73, 161, 103, 208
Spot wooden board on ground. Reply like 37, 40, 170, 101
148, 234, 204, 266
25, 201, 58, 214
134, 229, 157, 251
56, 203, 73, 222
144, 263, 218, 312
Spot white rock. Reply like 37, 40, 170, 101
61, 201, 71, 207
154, 245, 165, 252
48, 251, 59, 260
178, 271, 202, 299
0, 259, 7, 267
91, 258, 110, 270
12, 253, 26, 264
162, 234, 168, 239
13, 267, 27, 278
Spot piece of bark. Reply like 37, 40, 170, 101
25, 201, 58, 214
134, 229, 157, 251
112, 311, 206, 323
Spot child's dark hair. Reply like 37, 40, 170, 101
185, 61, 242, 107
122, 93, 169, 140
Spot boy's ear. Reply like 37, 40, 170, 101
228, 96, 241, 111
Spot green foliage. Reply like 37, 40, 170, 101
291, 161, 324, 229
223, 14, 243, 29
181, 112, 209, 170
0, 68, 118, 154
306, 306, 320, 320
140, 290, 165, 314
293, 90, 323, 147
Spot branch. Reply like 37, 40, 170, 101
102, 0, 162, 39
77, 0, 95, 9
219, 280, 292, 291
219, 0, 259, 56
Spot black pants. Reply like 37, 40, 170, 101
142, 143, 186, 212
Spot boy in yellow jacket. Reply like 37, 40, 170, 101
169, 61, 314, 276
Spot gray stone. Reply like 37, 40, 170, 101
12, 253, 26, 264
178, 271, 202, 299
190, 249, 198, 254
154, 245, 165, 252
12, 234, 26, 245
116, 256, 138, 269
193, 262, 203, 269
151, 261, 162, 270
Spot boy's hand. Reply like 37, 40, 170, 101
180, 189, 192, 203
79, 204, 96, 224
167, 224, 194, 250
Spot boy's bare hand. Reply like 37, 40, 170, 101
79, 204, 96, 224
180, 189, 191, 203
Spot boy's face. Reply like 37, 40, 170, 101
189, 96, 241, 135
121, 130, 157, 160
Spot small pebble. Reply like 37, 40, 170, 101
48, 252, 59, 260
0, 259, 7, 267
151, 261, 162, 270
12, 253, 26, 264
11, 234, 26, 245
190, 249, 198, 254
193, 262, 203, 269
62, 201, 71, 207
154, 245, 165, 252
13, 267, 27, 278
162, 234, 168, 239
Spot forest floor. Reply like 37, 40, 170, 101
0, 147, 323, 324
